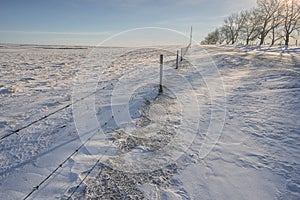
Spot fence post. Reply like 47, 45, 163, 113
176, 50, 179, 69
159, 54, 163, 93
190, 26, 192, 48
180, 48, 183, 61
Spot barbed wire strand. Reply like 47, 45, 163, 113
20, 49, 191, 199
23, 130, 95, 200
0, 82, 113, 141
66, 140, 116, 200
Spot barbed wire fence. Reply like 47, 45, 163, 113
22, 82, 120, 200
63, 27, 194, 200
176, 26, 192, 69
19, 28, 194, 199
0, 87, 104, 141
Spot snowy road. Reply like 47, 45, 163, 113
0, 44, 299, 199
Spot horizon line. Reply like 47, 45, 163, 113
0, 30, 110, 35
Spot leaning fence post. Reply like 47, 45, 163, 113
159, 54, 163, 93
176, 50, 179, 69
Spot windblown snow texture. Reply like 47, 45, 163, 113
0, 44, 299, 199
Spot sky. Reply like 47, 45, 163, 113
0, 0, 257, 46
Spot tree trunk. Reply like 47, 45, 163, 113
231, 36, 235, 45
246, 38, 250, 45
259, 34, 265, 45
271, 29, 275, 46
285, 34, 290, 46
271, 38, 275, 46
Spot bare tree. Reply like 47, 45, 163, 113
223, 12, 246, 45
201, 0, 300, 47
269, 27, 283, 45
256, 0, 282, 45
281, 0, 300, 46
269, 4, 284, 45
240, 9, 260, 45
201, 29, 220, 45
218, 27, 229, 44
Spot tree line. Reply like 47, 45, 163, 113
201, 0, 300, 46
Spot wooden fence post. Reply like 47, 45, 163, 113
159, 54, 163, 93
176, 50, 179, 69
180, 48, 183, 61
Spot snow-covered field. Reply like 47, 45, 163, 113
0, 44, 299, 199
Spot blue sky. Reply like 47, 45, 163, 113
0, 0, 256, 46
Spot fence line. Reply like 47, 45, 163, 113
66, 52, 186, 199
2, 37, 192, 141
22, 74, 130, 199
176, 43, 191, 68
23, 141, 86, 200
0, 83, 113, 141
0, 103, 70, 141
66, 140, 117, 200
176, 26, 192, 69
23, 114, 116, 200
21, 79, 120, 199
19, 44, 193, 199
23, 131, 94, 199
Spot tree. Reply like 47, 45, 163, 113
281, 0, 300, 46
240, 9, 260, 45
218, 26, 230, 44
256, 0, 282, 45
223, 12, 246, 44
201, 0, 300, 46
201, 29, 220, 45
269, 3, 284, 46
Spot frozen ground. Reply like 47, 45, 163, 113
0, 44, 299, 199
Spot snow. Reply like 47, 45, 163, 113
0, 44, 299, 199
